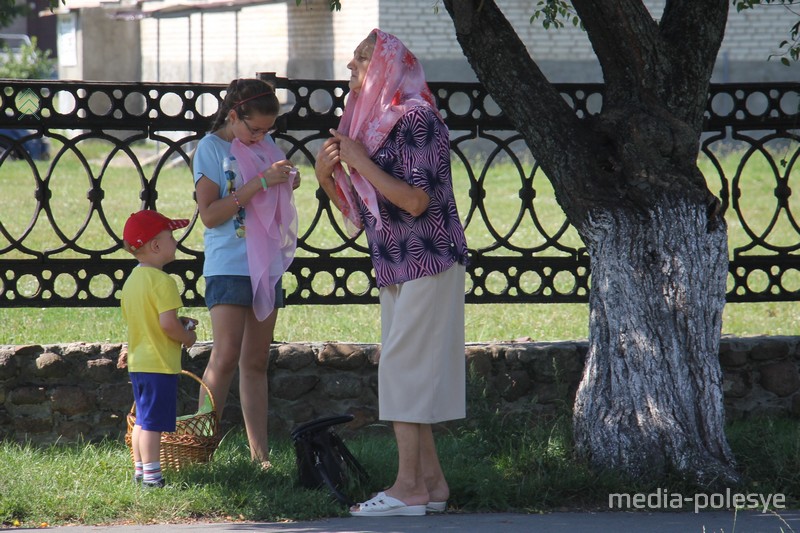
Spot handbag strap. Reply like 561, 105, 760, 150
290, 414, 354, 440
313, 456, 355, 506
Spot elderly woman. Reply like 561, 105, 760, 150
314, 29, 469, 517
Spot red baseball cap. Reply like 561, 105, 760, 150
123, 210, 189, 252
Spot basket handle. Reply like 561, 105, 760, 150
129, 370, 216, 415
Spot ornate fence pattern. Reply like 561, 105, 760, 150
0, 77, 798, 307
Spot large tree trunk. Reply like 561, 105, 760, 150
573, 196, 740, 487
443, 0, 740, 486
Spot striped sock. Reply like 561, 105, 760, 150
142, 462, 163, 486
134, 461, 143, 482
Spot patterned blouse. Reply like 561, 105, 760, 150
357, 106, 469, 288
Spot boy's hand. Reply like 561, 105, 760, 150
180, 317, 197, 348
161, 311, 197, 348
183, 329, 197, 348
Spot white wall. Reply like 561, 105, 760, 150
140, 2, 289, 83
57, 7, 139, 82
113, 0, 800, 84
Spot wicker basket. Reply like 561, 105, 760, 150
125, 370, 221, 471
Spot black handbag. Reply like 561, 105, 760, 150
290, 414, 370, 506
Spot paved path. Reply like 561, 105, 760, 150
46, 510, 800, 532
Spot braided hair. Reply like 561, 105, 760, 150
210, 78, 280, 132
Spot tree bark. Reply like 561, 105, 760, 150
443, 0, 741, 486
574, 196, 739, 487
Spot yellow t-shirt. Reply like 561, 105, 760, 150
120, 266, 184, 374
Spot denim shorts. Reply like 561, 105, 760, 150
204, 275, 284, 310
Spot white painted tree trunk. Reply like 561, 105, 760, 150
573, 198, 740, 486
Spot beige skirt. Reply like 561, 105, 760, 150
378, 264, 466, 424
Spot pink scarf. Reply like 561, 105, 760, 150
231, 138, 298, 321
333, 28, 440, 236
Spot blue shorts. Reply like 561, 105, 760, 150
204, 275, 284, 310
130, 372, 178, 432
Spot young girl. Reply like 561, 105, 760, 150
192, 78, 300, 467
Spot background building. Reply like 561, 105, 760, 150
3, 0, 797, 84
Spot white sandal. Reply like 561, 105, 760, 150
426, 500, 447, 513
351, 492, 426, 517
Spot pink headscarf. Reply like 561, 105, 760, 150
231, 137, 298, 321
333, 28, 441, 235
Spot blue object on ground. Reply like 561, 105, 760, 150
0, 128, 49, 160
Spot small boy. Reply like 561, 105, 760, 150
120, 210, 197, 488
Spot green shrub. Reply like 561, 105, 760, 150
0, 36, 55, 79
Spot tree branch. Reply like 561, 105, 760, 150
443, 0, 596, 222
659, 0, 729, 131
570, 0, 663, 102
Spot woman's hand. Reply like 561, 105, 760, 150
314, 136, 340, 182
314, 136, 344, 212
314, 128, 371, 178
329, 129, 370, 170
326, 129, 430, 217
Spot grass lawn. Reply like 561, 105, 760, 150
1, 301, 799, 345
1, 406, 798, 527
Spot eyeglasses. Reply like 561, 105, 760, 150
241, 117, 276, 137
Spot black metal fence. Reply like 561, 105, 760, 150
0, 77, 798, 307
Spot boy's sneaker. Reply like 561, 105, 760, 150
134, 475, 143, 484
142, 478, 165, 489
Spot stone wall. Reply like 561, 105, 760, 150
1, 336, 799, 445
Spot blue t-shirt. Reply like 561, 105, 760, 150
193, 133, 249, 276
